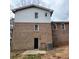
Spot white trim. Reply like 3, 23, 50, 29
45, 13, 47, 17
35, 12, 38, 19
34, 24, 39, 31
38, 38, 40, 49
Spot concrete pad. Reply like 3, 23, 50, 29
22, 50, 46, 55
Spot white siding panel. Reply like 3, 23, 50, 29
15, 8, 51, 23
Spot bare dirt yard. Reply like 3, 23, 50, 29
11, 46, 69, 59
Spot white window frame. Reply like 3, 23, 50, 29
45, 13, 47, 17
35, 12, 38, 19
34, 24, 39, 31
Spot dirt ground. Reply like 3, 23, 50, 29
11, 46, 69, 59
42, 46, 69, 59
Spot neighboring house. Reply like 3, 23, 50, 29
11, 4, 69, 51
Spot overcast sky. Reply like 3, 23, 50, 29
11, 0, 69, 21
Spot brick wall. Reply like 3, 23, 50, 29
51, 22, 69, 47
12, 23, 53, 50
11, 22, 69, 50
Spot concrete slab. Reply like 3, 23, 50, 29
22, 50, 46, 55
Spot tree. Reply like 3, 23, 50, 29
11, 0, 49, 9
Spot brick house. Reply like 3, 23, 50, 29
11, 4, 69, 51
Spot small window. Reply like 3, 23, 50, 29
45, 13, 47, 17
35, 12, 38, 18
61, 23, 65, 30
34, 24, 39, 31
53, 23, 57, 30
10, 29, 13, 34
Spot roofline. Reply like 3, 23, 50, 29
51, 20, 69, 22
12, 4, 53, 16
51, 21, 69, 23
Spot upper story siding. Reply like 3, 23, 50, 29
15, 8, 51, 23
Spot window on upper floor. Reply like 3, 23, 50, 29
34, 24, 39, 31
35, 12, 38, 18
53, 23, 57, 30
45, 13, 47, 17
61, 23, 65, 30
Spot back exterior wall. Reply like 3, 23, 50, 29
12, 23, 53, 50
51, 22, 69, 47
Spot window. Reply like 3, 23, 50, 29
53, 23, 57, 30
34, 24, 39, 31
61, 23, 65, 30
35, 12, 38, 18
45, 13, 47, 17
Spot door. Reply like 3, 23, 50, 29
34, 38, 38, 49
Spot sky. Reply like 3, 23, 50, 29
10, 0, 69, 21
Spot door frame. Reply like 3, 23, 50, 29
34, 38, 40, 49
